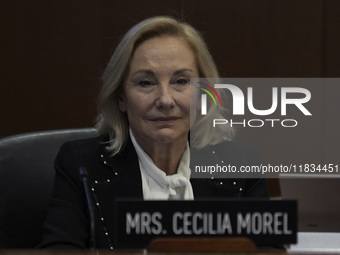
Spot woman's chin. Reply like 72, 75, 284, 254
151, 130, 187, 144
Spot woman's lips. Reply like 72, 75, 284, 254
151, 116, 179, 124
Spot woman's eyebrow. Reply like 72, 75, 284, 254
130, 69, 155, 76
173, 68, 194, 75
131, 68, 194, 77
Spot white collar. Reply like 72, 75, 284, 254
129, 128, 193, 200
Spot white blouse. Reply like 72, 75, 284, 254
129, 129, 194, 200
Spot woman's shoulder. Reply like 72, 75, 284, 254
59, 134, 109, 152
191, 139, 263, 181
54, 134, 112, 168
54, 134, 114, 178
214, 139, 259, 151
194, 139, 261, 161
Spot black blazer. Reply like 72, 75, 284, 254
39, 135, 268, 249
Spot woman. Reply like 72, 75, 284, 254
39, 16, 268, 249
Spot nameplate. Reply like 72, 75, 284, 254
113, 199, 297, 249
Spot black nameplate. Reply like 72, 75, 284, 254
113, 199, 297, 249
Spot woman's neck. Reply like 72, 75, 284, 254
138, 139, 187, 176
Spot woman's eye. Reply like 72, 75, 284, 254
138, 80, 154, 87
174, 78, 189, 85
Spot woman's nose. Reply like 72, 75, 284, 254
155, 85, 175, 108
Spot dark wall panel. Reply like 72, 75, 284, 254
1, 0, 340, 218
2, 0, 338, 138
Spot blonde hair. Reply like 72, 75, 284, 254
97, 16, 234, 155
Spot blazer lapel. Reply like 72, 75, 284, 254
95, 138, 143, 199
90, 138, 143, 247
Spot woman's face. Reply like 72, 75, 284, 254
119, 36, 199, 148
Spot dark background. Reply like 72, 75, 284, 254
1, 0, 340, 232
1, 0, 339, 137
2, 0, 340, 167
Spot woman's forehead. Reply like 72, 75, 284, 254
128, 37, 197, 75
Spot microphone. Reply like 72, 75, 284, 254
79, 167, 96, 249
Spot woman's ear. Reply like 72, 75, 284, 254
118, 91, 127, 112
